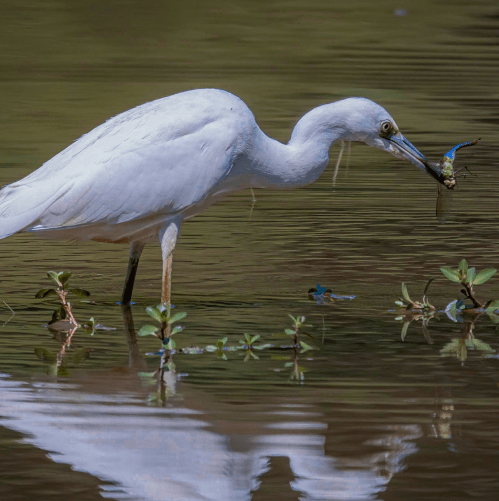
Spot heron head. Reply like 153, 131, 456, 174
339, 98, 428, 172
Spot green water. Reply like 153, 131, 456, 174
1, 1, 499, 500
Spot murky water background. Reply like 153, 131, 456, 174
1, 1, 499, 500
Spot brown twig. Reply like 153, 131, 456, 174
461, 282, 483, 309
55, 289, 78, 326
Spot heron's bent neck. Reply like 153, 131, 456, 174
249, 101, 353, 190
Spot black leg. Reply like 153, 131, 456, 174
121, 240, 146, 304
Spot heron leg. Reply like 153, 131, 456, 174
162, 253, 173, 306
121, 240, 146, 305
159, 220, 179, 306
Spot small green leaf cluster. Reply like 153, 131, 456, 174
394, 280, 435, 311
138, 304, 186, 350
35, 271, 90, 299
238, 333, 273, 361
441, 259, 496, 287
204, 334, 272, 361
239, 333, 261, 348
285, 314, 313, 352
35, 271, 93, 330
205, 337, 230, 359
84, 317, 96, 336
441, 259, 497, 310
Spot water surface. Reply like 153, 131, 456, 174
1, 1, 499, 500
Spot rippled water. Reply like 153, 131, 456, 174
1, 1, 499, 500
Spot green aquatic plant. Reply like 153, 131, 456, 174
394, 279, 435, 311
238, 333, 273, 362
285, 315, 313, 352
35, 271, 92, 328
136, 303, 186, 404
213, 337, 229, 360
138, 303, 186, 350
441, 259, 497, 311
204, 337, 235, 360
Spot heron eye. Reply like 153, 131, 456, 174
380, 121, 392, 134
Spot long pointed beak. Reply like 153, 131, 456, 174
388, 132, 428, 171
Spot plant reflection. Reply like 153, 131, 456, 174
121, 303, 177, 406
34, 323, 89, 376
396, 310, 437, 344
440, 314, 495, 362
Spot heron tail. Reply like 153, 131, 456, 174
0, 182, 59, 239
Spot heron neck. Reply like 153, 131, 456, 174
250, 101, 350, 189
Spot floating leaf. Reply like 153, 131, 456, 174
47, 271, 61, 286
146, 306, 163, 322
284, 328, 295, 336
171, 325, 184, 336
440, 266, 461, 283
472, 268, 497, 285
401, 282, 412, 302
168, 311, 187, 324
70, 288, 91, 297
138, 324, 159, 337
35, 288, 57, 298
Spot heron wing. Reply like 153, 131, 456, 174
0, 91, 253, 240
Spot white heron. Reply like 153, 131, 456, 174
0, 89, 432, 304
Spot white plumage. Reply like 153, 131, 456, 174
0, 89, 429, 303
